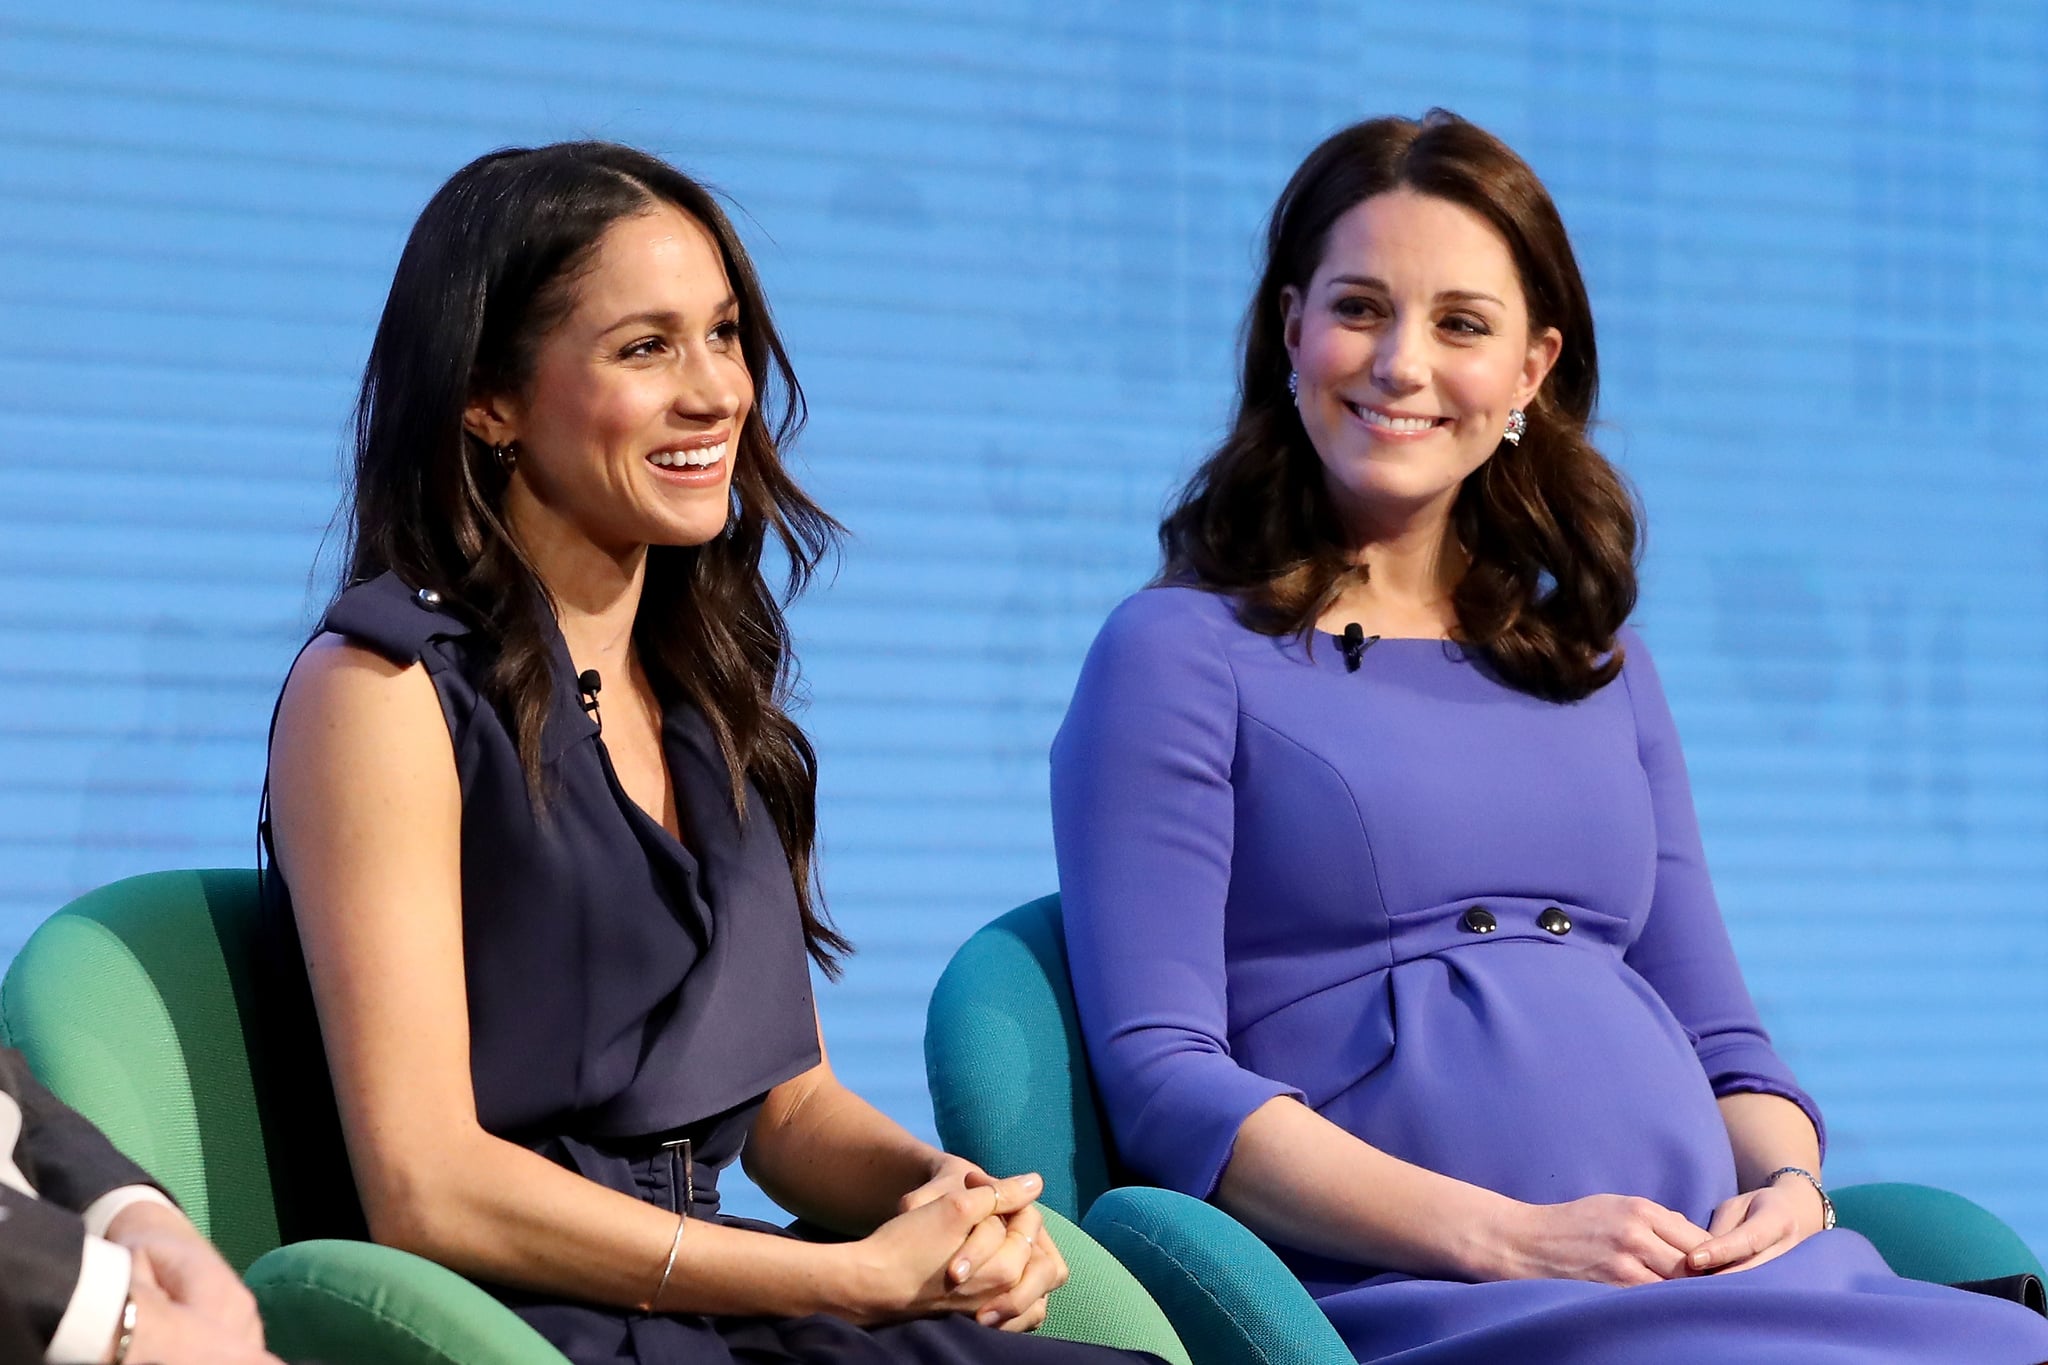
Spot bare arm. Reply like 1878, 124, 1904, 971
1218, 1097, 1713, 1286
1217, 1097, 1516, 1279
745, 1020, 1073, 1332
745, 1024, 951, 1236
269, 638, 1036, 1322
1718, 1092, 1822, 1195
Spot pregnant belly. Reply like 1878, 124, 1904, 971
1303, 939, 1736, 1226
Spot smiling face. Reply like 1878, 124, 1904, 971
468, 201, 752, 556
1282, 187, 1561, 542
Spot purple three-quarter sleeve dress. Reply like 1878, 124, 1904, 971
1051, 585, 2048, 1365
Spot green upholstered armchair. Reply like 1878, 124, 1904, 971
2, 870, 1190, 1365
926, 895, 2048, 1365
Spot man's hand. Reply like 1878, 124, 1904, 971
117, 1268, 283, 1365
105, 1201, 265, 1348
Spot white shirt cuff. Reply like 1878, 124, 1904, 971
80, 1185, 177, 1239
44, 1235, 130, 1364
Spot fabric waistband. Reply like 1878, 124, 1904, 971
1382, 895, 1629, 968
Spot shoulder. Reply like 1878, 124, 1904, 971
1605, 624, 1686, 755
281, 571, 477, 745
275, 631, 450, 766
1063, 586, 1243, 738
1610, 624, 1667, 698
1089, 584, 1242, 662
320, 571, 474, 669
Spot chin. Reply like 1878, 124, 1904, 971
1328, 466, 1465, 516
653, 519, 730, 549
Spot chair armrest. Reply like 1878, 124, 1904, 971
1038, 1203, 1192, 1365
1833, 1182, 2047, 1285
1081, 1187, 1350, 1365
246, 1239, 570, 1365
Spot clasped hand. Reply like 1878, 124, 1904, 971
1504, 1181, 1824, 1286
848, 1157, 1068, 1331
104, 1201, 283, 1364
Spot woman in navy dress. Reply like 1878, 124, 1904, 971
1051, 111, 2048, 1363
261, 142, 1162, 1365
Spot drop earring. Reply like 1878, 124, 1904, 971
1287, 370, 1299, 399
1502, 409, 1526, 446
493, 441, 519, 471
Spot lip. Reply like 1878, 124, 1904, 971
643, 432, 731, 486
1342, 399, 1449, 441
652, 431, 730, 453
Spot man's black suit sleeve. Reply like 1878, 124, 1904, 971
0, 1184, 96, 1350
4, 1046, 162, 1211
1, 1046, 170, 1358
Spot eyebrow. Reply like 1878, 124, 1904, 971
599, 296, 739, 333
1326, 274, 1504, 307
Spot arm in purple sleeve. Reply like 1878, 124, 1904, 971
1050, 590, 1302, 1199
1616, 630, 1826, 1156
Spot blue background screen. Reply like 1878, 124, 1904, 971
1, 2, 2042, 1241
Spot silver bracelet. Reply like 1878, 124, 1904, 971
1764, 1165, 1836, 1230
109, 1294, 138, 1365
648, 1214, 686, 1312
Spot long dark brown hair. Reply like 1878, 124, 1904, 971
1160, 110, 1638, 700
343, 141, 849, 973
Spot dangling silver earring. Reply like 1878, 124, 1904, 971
493, 441, 519, 471
1287, 370, 1299, 399
1502, 409, 1526, 446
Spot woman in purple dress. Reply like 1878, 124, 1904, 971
1051, 111, 2048, 1363
261, 143, 1163, 1365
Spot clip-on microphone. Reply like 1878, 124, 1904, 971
1340, 622, 1378, 673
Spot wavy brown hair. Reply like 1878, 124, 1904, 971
1160, 109, 1639, 700
343, 142, 849, 973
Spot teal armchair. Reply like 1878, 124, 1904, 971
3, 871, 1190, 1365
927, 895, 2046, 1365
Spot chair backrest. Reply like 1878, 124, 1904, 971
925, 894, 1117, 1222
0, 869, 357, 1271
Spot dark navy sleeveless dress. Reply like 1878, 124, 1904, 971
261, 572, 1161, 1365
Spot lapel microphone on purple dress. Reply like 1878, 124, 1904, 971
1340, 622, 1378, 673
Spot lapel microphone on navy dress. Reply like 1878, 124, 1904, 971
1340, 622, 1379, 673
577, 669, 603, 735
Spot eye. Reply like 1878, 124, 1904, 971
1332, 295, 1387, 323
709, 318, 742, 349
1440, 313, 1493, 338
619, 336, 669, 359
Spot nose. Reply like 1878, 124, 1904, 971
672, 344, 744, 423
1372, 317, 1428, 395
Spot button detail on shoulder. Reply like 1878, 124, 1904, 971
415, 587, 443, 607
1460, 905, 1498, 934
1538, 906, 1573, 936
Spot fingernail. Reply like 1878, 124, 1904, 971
1022, 1174, 1041, 1190
1689, 1250, 1708, 1268
953, 1259, 972, 1281
978, 1310, 1000, 1327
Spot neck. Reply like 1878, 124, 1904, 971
504, 484, 647, 675
1324, 485, 1465, 636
